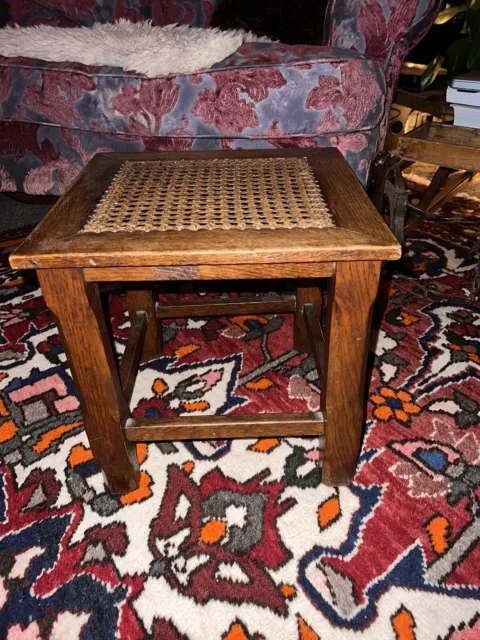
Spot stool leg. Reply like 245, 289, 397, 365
321, 261, 381, 486
126, 288, 163, 360
38, 268, 140, 493
294, 287, 322, 353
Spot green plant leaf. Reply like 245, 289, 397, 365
466, 0, 480, 38
420, 55, 445, 89
445, 38, 471, 77
434, 4, 469, 24
467, 37, 480, 68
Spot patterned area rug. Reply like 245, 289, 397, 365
0, 186, 479, 639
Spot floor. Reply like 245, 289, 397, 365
0, 175, 478, 639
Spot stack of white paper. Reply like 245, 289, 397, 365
447, 71, 480, 129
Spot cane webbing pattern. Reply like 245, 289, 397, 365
81, 157, 334, 233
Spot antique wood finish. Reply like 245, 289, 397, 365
382, 123, 480, 242
37, 268, 139, 493
125, 287, 163, 360
395, 122, 480, 173
321, 261, 382, 486
11, 229, 396, 269
124, 412, 325, 442
120, 311, 147, 405
405, 167, 455, 235
418, 167, 454, 211
10, 149, 401, 270
303, 302, 325, 377
295, 287, 322, 353
83, 263, 333, 281
424, 171, 473, 211
11, 149, 401, 492
156, 295, 296, 319
428, 122, 480, 147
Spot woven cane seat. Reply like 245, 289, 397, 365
81, 157, 334, 233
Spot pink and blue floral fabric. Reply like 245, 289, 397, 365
0, 0, 440, 195
2, 0, 217, 28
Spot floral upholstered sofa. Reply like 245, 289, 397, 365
0, 0, 439, 195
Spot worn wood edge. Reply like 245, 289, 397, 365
10, 233, 401, 270
308, 150, 402, 252
9, 148, 402, 269
401, 121, 480, 145
397, 135, 480, 155
303, 303, 325, 377
156, 295, 296, 319
81, 262, 334, 282
396, 139, 480, 172
124, 412, 325, 441
120, 311, 147, 405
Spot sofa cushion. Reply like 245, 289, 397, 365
4, 0, 218, 27
0, 121, 380, 195
0, 43, 385, 139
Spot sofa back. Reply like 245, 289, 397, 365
2, 0, 217, 28
326, 0, 441, 64
2, 0, 440, 63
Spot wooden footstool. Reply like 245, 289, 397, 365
10, 149, 401, 492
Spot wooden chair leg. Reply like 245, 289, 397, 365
426, 170, 473, 212
406, 169, 473, 235
418, 166, 453, 211
294, 286, 322, 353
126, 287, 163, 360
321, 261, 381, 486
38, 268, 140, 493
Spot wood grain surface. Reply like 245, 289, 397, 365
125, 287, 163, 360
38, 268, 139, 493
320, 261, 381, 485
125, 412, 325, 442
10, 149, 401, 270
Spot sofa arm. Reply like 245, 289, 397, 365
325, 0, 441, 66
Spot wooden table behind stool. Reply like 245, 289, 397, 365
10, 149, 401, 493
371, 122, 480, 242
397, 123, 480, 216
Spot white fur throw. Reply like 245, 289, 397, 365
0, 20, 270, 77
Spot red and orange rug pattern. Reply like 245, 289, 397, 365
0, 190, 478, 639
